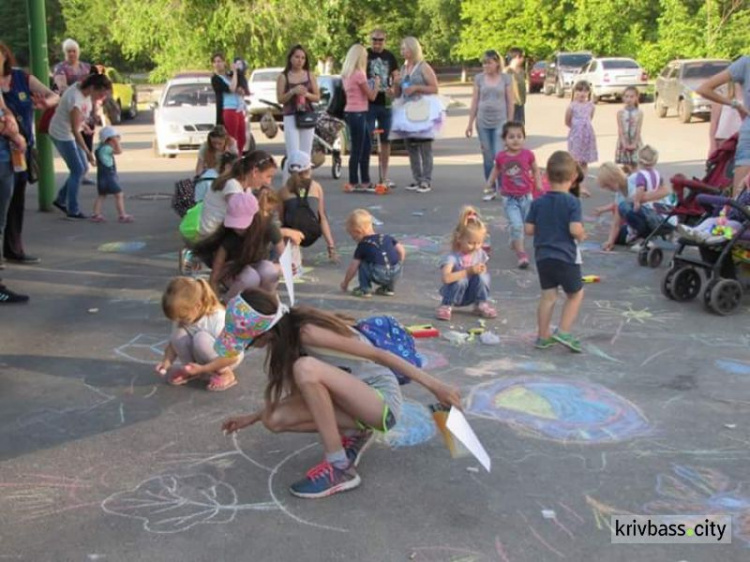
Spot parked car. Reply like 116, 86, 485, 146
247, 67, 284, 121
528, 61, 546, 93
654, 59, 730, 123
544, 52, 593, 97
577, 57, 648, 103
101, 67, 137, 123
152, 74, 216, 157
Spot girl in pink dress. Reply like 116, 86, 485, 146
566, 81, 597, 194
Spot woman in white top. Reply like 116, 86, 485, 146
709, 81, 743, 156
50, 73, 112, 219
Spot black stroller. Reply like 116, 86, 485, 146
662, 192, 750, 315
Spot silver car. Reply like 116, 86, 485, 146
578, 57, 648, 103
654, 59, 730, 123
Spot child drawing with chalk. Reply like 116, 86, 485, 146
436, 206, 496, 321
219, 288, 461, 498
524, 151, 586, 352
156, 277, 240, 391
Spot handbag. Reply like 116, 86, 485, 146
404, 97, 430, 122
26, 147, 39, 184
295, 110, 318, 129
172, 177, 197, 217
37, 107, 55, 134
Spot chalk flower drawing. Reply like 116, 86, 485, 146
592, 300, 678, 325
467, 377, 650, 443
464, 358, 556, 378
643, 465, 750, 545
101, 474, 276, 534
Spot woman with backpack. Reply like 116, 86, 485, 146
277, 150, 338, 263
213, 288, 461, 498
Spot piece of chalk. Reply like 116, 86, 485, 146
542, 509, 556, 519
158, 368, 167, 375
88, 308, 99, 313
466, 466, 480, 473
724, 423, 737, 429
412, 211, 424, 216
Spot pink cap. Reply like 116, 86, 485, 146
224, 192, 259, 230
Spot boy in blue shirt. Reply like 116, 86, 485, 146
341, 208, 406, 297
525, 151, 586, 352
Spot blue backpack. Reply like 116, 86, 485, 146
355, 316, 422, 385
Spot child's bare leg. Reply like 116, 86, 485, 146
511, 238, 524, 254
115, 193, 127, 217
537, 289, 558, 339
92, 195, 105, 216
558, 289, 584, 333
262, 393, 359, 434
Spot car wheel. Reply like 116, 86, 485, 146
112, 101, 122, 125
126, 94, 138, 120
555, 80, 564, 98
655, 95, 667, 118
678, 99, 691, 124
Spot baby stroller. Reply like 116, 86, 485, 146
258, 98, 345, 179
171, 172, 215, 276
661, 191, 750, 315
636, 134, 737, 268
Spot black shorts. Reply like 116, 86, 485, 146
537, 259, 582, 294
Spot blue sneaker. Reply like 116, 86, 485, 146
289, 460, 361, 499
343, 430, 375, 467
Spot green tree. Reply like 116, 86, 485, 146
0, 0, 65, 66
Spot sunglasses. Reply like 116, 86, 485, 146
371, 38, 385, 42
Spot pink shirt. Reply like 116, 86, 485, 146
343, 70, 369, 112
494, 149, 536, 197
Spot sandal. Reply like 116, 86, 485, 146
91, 214, 106, 223
207, 373, 238, 392
167, 368, 201, 386
436, 305, 452, 321
475, 301, 497, 319
118, 214, 134, 223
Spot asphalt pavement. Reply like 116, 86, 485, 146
1, 86, 749, 561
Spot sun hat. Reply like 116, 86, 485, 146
99, 126, 120, 143
224, 191, 259, 230
287, 150, 312, 173
214, 293, 288, 357
260, 111, 279, 139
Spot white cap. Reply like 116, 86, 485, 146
99, 126, 120, 143
287, 150, 311, 173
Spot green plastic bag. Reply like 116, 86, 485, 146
179, 203, 203, 242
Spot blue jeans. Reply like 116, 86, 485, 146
617, 201, 666, 238
503, 194, 532, 241
357, 261, 402, 292
0, 160, 14, 261
52, 138, 88, 215
440, 272, 490, 306
345, 111, 371, 185
477, 125, 503, 181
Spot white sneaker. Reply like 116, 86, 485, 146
630, 241, 654, 253
405, 183, 419, 191
676, 224, 694, 239
416, 182, 432, 193
482, 193, 497, 201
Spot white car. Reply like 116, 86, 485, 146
578, 57, 649, 103
153, 74, 217, 157
247, 67, 284, 120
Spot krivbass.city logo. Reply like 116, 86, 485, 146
611, 515, 732, 544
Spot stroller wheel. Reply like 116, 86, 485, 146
671, 267, 701, 302
647, 247, 663, 268
707, 279, 743, 316
637, 249, 649, 267
332, 155, 342, 179
661, 267, 678, 300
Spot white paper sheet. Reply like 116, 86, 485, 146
446, 407, 491, 472
278, 242, 296, 305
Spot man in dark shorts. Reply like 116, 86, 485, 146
367, 29, 399, 189
524, 151, 586, 353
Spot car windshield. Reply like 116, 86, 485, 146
252, 71, 280, 83
164, 84, 215, 106
682, 62, 729, 80
602, 59, 639, 70
533, 62, 546, 70
559, 54, 591, 68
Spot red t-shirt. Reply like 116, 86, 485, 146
494, 148, 536, 197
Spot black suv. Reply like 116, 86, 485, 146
544, 52, 593, 97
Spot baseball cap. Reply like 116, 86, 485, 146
99, 126, 120, 143
287, 150, 311, 173
224, 192, 259, 230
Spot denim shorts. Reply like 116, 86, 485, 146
368, 104, 393, 143
537, 258, 582, 294
735, 130, 750, 167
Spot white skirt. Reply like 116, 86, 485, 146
390, 95, 447, 140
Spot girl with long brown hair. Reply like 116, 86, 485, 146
185, 289, 462, 498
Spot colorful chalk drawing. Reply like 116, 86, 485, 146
115, 334, 169, 364
642, 465, 750, 545
292, 266, 318, 284
464, 358, 556, 378
397, 234, 447, 254
467, 377, 650, 443
593, 300, 679, 325
418, 348, 450, 371
98, 241, 147, 253
381, 400, 436, 449
715, 359, 750, 376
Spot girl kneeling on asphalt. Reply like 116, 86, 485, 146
217, 288, 461, 499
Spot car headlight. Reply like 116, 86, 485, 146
168, 123, 182, 133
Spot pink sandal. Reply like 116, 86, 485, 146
118, 214, 134, 223
207, 373, 238, 392
436, 305, 452, 321
475, 302, 497, 319
91, 214, 106, 223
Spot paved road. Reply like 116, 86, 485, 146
1, 87, 748, 562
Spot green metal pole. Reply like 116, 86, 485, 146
26, 0, 54, 211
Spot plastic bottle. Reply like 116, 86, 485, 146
10, 145, 26, 173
